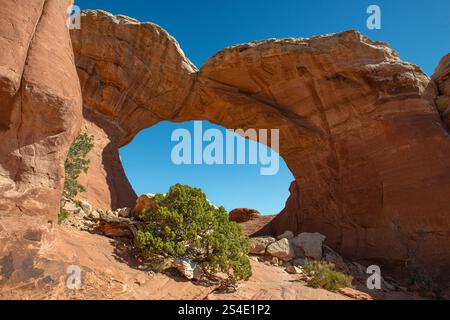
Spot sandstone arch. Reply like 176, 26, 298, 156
0, 4, 449, 288
70, 10, 450, 271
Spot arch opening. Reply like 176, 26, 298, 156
119, 120, 295, 216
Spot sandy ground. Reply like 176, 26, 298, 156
0, 226, 424, 300
0, 226, 354, 300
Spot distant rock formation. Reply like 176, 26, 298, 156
229, 208, 262, 223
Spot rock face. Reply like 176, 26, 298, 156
229, 208, 262, 223
0, 0, 82, 221
250, 232, 327, 264
1, 3, 450, 292
116, 207, 132, 218
70, 13, 450, 273
70, 10, 197, 211
194, 36, 450, 273
249, 237, 276, 255
0, 0, 82, 287
433, 54, 450, 129
173, 258, 203, 281
266, 238, 294, 262
291, 233, 326, 260
277, 231, 294, 240
134, 194, 157, 217
97, 212, 140, 238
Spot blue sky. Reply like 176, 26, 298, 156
76, 0, 449, 214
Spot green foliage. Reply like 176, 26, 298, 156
58, 208, 68, 224
135, 184, 252, 285
59, 133, 94, 224
303, 260, 353, 292
62, 133, 94, 203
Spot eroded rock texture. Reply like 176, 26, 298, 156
0, 4, 449, 293
70, 11, 450, 273
433, 54, 450, 129
70, 10, 197, 211
0, 0, 82, 287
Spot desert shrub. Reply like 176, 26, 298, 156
59, 133, 94, 223
62, 133, 94, 202
58, 208, 69, 224
303, 260, 353, 292
135, 184, 252, 286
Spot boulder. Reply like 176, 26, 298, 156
106, 209, 117, 217
290, 232, 326, 260
285, 265, 302, 274
249, 237, 276, 255
266, 238, 294, 262
147, 256, 175, 273
61, 201, 99, 231
78, 200, 93, 215
134, 194, 156, 218
97, 212, 143, 238
277, 231, 294, 240
229, 208, 261, 223
173, 258, 203, 281
89, 210, 101, 220
337, 288, 373, 300
116, 207, 132, 218
63, 201, 82, 215
270, 257, 280, 266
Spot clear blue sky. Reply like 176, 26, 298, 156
75, 0, 449, 214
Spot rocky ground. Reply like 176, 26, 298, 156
0, 193, 431, 300
0, 227, 376, 300
7, 198, 415, 300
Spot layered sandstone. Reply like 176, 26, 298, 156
69, 12, 450, 273
0, 0, 82, 287
70, 10, 197, 210
0, 0, 82, 219
0, 4, 449, 294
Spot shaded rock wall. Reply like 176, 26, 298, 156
433, 54, 450, 129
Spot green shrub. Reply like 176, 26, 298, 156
303, 260, 353, 292
58, 208, 68, 224
135, 184, 252, 286
62, 133, 94, 202
59, 133, 94, 224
